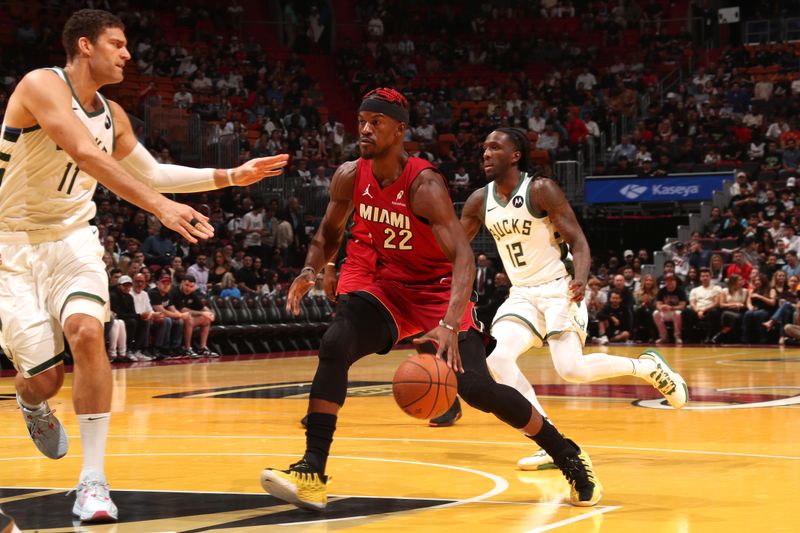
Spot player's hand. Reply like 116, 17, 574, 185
287, 268, 316, 315
567, 279, 585, 303
157, 200, 214, 243
228, 154, 290, 187
413, 325, 463, 373
323, 263, 338, 302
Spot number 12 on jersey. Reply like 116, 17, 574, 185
506, 241, 526, 268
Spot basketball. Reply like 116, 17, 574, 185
392, 353, 458, 419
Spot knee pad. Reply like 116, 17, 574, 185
458, 370, 531, 428
318, 322, 356, 364
457, 370, 495, 413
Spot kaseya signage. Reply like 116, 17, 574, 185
585, 172, 732, 204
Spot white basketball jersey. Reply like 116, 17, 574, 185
0, 67, 114, 233
484, 173, 573, 287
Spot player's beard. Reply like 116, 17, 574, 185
360, 143, 387, 160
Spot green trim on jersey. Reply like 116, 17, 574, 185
493, 313, 543, 341
26, 351, 66, 377
481, 185, 489, 221
559, 241, 575, 278
524, 173, 548, 218
59, 291, 106, 320
54, 67, 106, 118
98, 92, 116, 153
491, 174, 527, 208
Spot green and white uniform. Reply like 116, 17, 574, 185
0, 67, 113, 376
484, 173, 587, 347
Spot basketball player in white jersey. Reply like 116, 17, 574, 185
460, 128, 687, 470
0, 9, 287, 523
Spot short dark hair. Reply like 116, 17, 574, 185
699, 267, 711, 275
182, 274, 197, 284
494, 128, 532, 172
62, 9, 124, 61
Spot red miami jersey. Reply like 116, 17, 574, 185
353, 157, 452, 284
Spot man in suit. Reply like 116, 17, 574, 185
475, 254, 496, 305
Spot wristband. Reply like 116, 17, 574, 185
438, 319, 456, 332
227, 168, 234, 186
326, 262, 336, 267
301, 266, 316, 277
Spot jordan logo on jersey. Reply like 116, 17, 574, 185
362, 183, 374, 198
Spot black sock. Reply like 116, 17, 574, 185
302, 412, 337, 474
526, 419, 578, 464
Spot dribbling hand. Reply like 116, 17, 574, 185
413, 325, 463, 373
287, 268, 316, 315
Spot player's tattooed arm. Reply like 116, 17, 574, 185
287, 161, 356, 314
460, 187, 487, 242
410, 169, 474, 372
531, 177, 590, 303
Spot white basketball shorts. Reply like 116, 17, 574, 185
492, 277, 588, 348
0, 225, 109, 377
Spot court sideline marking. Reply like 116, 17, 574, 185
1, 434, 795, 462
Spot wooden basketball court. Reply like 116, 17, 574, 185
1, 344, 799, 532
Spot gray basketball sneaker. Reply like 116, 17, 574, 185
17, 395, 69, 459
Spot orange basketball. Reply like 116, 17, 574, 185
392, 353, 458, 419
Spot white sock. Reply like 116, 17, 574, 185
17, 394, 45, 412
486, 320, 548, 418
549, 332, 653, 382
77, 413, 111, 482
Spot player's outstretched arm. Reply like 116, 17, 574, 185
111, 100, 288, 191
286, 161, 357, 314
12, 70, 211, 243
410, 169, 475, 373
460, 187, 487, 242
531, 177, 590, 302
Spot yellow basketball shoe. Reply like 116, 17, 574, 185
639, 349, 689, 409
260, 460, 328, 511
555, 442, 603, 507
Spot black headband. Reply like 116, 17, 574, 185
358, 98, 409, 124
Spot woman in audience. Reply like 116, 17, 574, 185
633, 274, 659, 342
685, 267, 700, 291
742, 273, 776, 344
762, 270, 797, 345
713, 273, 747, 343
709, 253, 726, 286
219, 272, 242, 299
259, 270, 281, 298
208, 249, 232, 292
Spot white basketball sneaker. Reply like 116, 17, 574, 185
517, 448, 557, 471
639, 349, 688, 409
17, 395, 68, 459
72, 476, 118, 522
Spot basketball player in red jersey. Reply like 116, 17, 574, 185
260, 88, 601, 510
320, 216, 464, 427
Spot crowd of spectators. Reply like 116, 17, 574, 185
3, 1, 800, 358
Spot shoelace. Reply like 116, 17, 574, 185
559, 455, 595, 486
650, 366, 677, 395
66, 479, 110, 499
